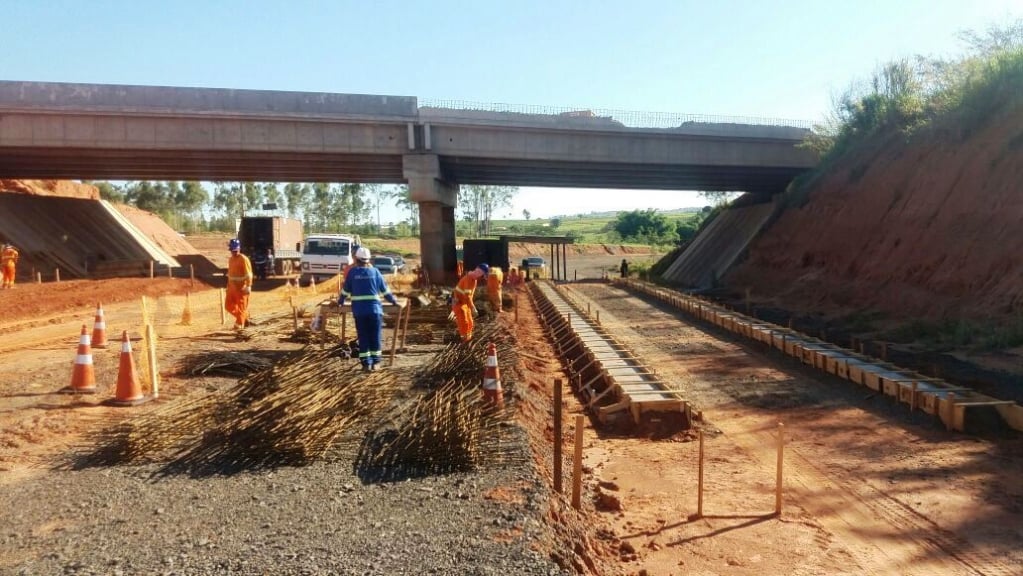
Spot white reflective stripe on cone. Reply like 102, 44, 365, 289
75, 355, 94, 364
79, 335, 91, 345
94, 321, 106, 329
121, 341, 132, 353
483, 378, 499, 390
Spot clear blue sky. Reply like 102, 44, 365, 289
1, 0, 1017, 223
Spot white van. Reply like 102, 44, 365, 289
299, 233, 361, 285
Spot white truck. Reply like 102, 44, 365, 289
299, 233, 362, 285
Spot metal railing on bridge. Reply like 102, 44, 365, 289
420, 98, 814, 130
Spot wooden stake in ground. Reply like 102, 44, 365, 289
180, 292, 193, 326
389, 305, 401, 366
219, 288, 226, 325
55, 268, 60, 282
697, 429, 705, 518
146, 324, 159, 398
189, 264, 195, 288
554, 379, 563, 494
572, 414, 584, 510
775, 422, 784, 516
149, 261, 154, 279
399, 301, 412, 349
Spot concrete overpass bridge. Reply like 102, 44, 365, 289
0, 81, 818, 283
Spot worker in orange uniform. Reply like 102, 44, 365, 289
1, 243, 19, 289
224, 238, 253, 329
486, 265, 504, 313
450, 263, 488, 343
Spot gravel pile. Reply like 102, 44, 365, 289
2, 429, 567, 575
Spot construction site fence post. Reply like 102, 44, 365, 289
340, 310, 347, 344
697, 429, 705, 518
189, 264, 195, 288
572, 414, 584, 510
399, 302, 411, 349
149, 261, 154, 279
55, 268, 60, 282
36, 271, 41, 284
389, 305, 400, 366
775, 422, 784, 516
219, 289, 226, 325
554, 379, 563, 494
146, 324, 159, 398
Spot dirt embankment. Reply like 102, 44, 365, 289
728, 105, 1023, 327
0, 179, 98, 200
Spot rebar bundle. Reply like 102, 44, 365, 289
73, 347, 402, 474
175, 351, 275, 378
357, 380, 524, 480
415, 323, 517, 388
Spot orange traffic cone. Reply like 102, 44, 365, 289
482, 342, 504, 408
61, 324, 96, 394
106, 331, 149, 406
91, 303, 108, 348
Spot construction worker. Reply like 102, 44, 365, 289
340, 247, 404, 372
486, 265, 504, 313
224, 238, 253, 329
1, 243, 19, 289
450, 263, 488, 343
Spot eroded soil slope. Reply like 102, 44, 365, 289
728, 105, 1023, 325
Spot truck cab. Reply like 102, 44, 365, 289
300, 233, 361, 285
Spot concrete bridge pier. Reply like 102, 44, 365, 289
404, 154, 458, 285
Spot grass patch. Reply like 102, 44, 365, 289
884, 315, 1023, 351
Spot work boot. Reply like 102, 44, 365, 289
361, 364, 371, 373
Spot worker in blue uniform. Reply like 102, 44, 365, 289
339, 247, 404, 371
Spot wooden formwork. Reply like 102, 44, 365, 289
614, 278, 1023, 434
531, 282, 688, 429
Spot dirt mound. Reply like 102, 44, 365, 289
114, 203, 199, 256
0, 179, 98, 200
728, 104, 1023, 325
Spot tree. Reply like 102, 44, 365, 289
522, 209, 531, 220
612, 209, 678, 244
86, 181, 124, 203
284, 183, 310, 220
698, 191, 739, 207
460, 185, 517, 238
242, 182, 263, 214
125, 181, 167, 212
263, 183, 283, 211
212, 182, 243, 221
310, 183, 334, 231
549, 217, 562, 230
391, 185, 419, 233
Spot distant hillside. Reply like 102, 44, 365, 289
551, 206, 704, 219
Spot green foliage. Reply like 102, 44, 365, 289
459, 185, 517, 238
802, 20, 1023, 164
885, 315, 1023, 352
612, 209, 679, 245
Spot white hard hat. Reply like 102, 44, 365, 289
355, 247, 371, 261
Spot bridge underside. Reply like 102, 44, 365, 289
439, 156, 801, 193
0, 148, 405, 182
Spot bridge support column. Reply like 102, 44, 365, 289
404, 154, 457, 285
